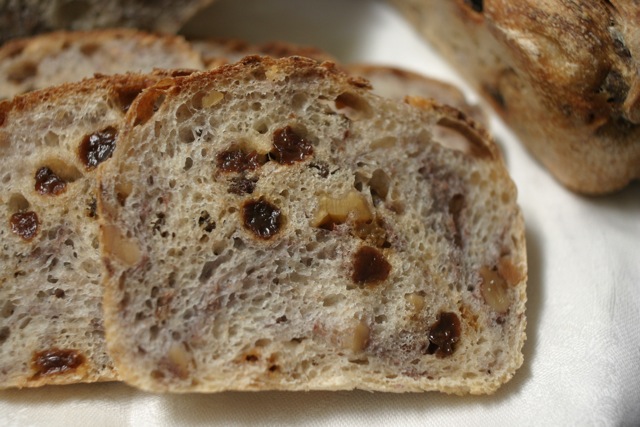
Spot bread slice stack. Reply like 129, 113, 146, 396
98, 56, 526, 395
0, 31, 526, 394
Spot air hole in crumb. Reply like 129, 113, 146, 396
8, 193, 30, 212
79, 42, 99, 56
184, 157, 193, 171
1, 301, 16, 318
149, 325, 159, 340
7, 60, 37, 84
254, 120, 269, 134
334, 92, 372, 120
0, 327, 9, 345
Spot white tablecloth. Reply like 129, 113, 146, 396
2, 1, 639, 425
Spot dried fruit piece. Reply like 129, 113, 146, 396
350, 321, 370, 353
101, 225, 142, 266
352, 246, 391, 285
217, 149, 261, 173
480, 266, 511, 313
10, 211, 39, 241
426, 312, 461, 358
31, 348, 85, 378
242, 199, 283, 240
79, 126, 117, 169
313, 190, 372, 229
271, 126, 313, 164
35, 167, 66, 195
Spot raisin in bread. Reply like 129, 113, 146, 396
391, 0, 640, 194
0, 73, 167, 388
98, 56, 527, 395
0, 29, 204, 99
0, 0, 216, 44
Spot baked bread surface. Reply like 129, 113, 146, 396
99, 56, 527, 395
392, 0, 640, 193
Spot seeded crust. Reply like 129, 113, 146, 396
0, 29, 205, 100
0, 73, 167, 388
98, 56, 527, 395
391, 0, 640, 194
0, 0, 216, 44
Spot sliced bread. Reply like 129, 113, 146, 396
0, 73, 166, 388
0, 29, 204, 99
98, 56, 527, 395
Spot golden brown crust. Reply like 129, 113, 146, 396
392, 0, 640, 194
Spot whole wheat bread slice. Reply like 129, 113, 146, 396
98, 56, 527, 395
0, 29, 205, 100
0, 73, 169, 388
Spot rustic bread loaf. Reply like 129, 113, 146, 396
0, 73, 165, 388
0, 29, 204, 100
98, 56, 527, 395
391, 0, 640, 194
0, 0, 216, 44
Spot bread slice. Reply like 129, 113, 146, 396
0, 29, 205, 99
347, 64, 486, 126
191, 38, 336, 68
390, 0, 640, 194
0, 0, 216, 44
0, 73, 167, 388
98, 56, 527, 395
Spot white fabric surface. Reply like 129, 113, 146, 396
2, 0, 639, 425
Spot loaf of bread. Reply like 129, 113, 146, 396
0, 29, 204, 100
0, 0, 216, 44
391, 0, 640, 194
98, 56, 527, 395
0, 73, 167, 388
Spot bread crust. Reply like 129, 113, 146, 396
392, 0, 640, 194
99, 56, 527, 395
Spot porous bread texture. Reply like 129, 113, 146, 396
0, 29, 205, 99
391, 0, 640, 194
191, 38, 337, 68
99, 56, 527, 395
0, 0, 216, 44
0, 73, 161, 388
